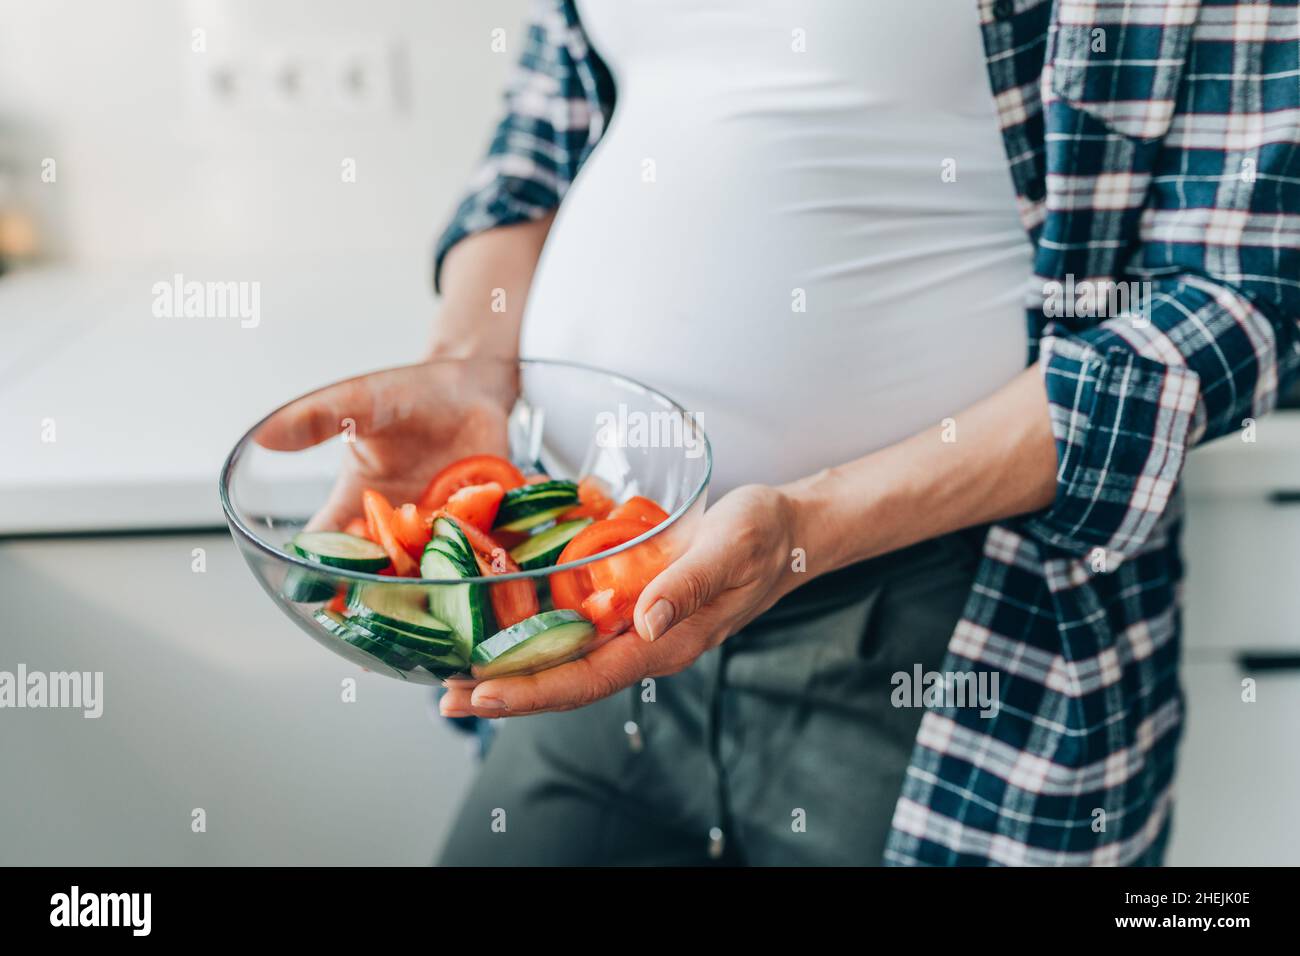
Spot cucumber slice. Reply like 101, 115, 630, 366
508, 518, 592, 570
280, 567, 336, 603
347, 583, 455, 640
429, 518, 478, 570
471, 610, 598, 679
314, 609, 420, 672
290, 531, 390, 572
420, 540, 491, 659
358, 613, 457, 653
315, 609, 467, 678
493, 481, 579, 532
357, 622, 466, 677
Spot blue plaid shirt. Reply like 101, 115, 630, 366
435, 0, 1300, 865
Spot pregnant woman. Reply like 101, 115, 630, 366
267, 0, 1299, 865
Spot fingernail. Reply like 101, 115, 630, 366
441, 704, 472, 718
473, 696, 507, 714
644, 598, 675, 642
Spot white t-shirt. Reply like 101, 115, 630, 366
521, 0, 1032, 496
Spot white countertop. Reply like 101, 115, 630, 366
0, 258, 434, 534
2, 260, 1297, 534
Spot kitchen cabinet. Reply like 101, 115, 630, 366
0, 533, 476, 865
1167, 413, 1300, 865
1168, 661, 1300, 865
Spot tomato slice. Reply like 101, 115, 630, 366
444, 481, 505, 533
362, 489, 418, 577
418, 455, 525, 511
560, 476, 615, 522
471, 550, 539, 629
551, 518, 664, 616
581, 588, 633, 637
550, 564, 593, 614
325, 586, 349, 615
343, 517, 373, 541
391, 503, 434, 561
489, 528, 529, 551
607, 496, 669, 527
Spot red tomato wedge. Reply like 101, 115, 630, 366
444, 481, 505, 533
551, 518, 664, 615
362, 489, 419, 577
560, 476, 615, 522
581, 588, 634, 637
471, 550, 540, 629
344, 517, 373, 541
438, 512, 539, 628
607, 496, 669, 527
325, 587, 349, 615
418, 455, 524, 511
391, 503, 434, 561
489, 528, 529, 551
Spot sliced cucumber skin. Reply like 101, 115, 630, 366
497, 506, 576, 533
425, 535, 476, 575
290, 531, 390, 572
346, 583, 454, 639
358, 615, 459, 654
509, 518, 592, 570
429, 518, 482, 567
471, 610, 596, 679
314, 610, 421, 671
420, 544, 492, 661
493, 481, 578, 531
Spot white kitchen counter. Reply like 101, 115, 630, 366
5, 258, 1297, 537
0, 258, 434, 534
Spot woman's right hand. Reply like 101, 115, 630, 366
254, 359, 519, 530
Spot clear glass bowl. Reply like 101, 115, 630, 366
219, 359, 711, 685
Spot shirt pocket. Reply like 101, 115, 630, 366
1046, 3, 1199, 142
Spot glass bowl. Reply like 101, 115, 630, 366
219, 359, 711, 685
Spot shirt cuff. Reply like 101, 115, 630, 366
1019, 328, 1201, 562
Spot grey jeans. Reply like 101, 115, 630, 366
438, 528, 983, 866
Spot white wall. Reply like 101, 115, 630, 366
0, 0, 528, 275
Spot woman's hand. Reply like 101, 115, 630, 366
439, 485, 804, 718
437, 364, 1063, 719
255, 361, 518, 530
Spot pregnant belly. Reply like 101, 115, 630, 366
520, 114, 1031, 495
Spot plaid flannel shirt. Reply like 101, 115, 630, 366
434, 0, 1300, 865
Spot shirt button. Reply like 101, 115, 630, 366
993, 0, 1015, 19
707, 827, 725, 859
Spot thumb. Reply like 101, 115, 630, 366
633, 535, 738, 642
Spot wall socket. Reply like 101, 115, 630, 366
193, 38, 406, 118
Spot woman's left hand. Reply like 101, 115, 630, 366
439, 485, 803, 718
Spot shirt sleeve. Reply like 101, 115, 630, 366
1022, 102, 1300, 559
433, 0, 611, 293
